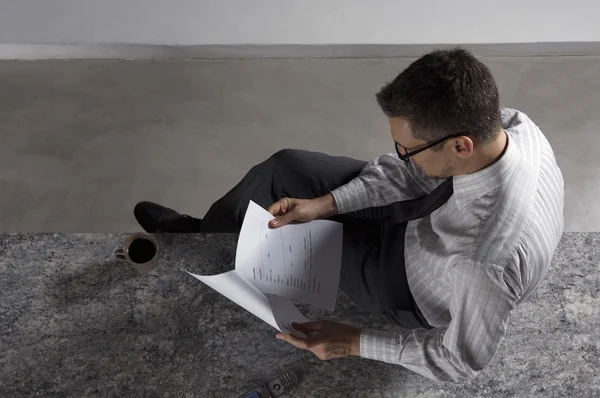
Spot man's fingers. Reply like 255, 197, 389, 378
277, 333, 311, 350
268, 198, 295, 226
272, 211, 297, 227
267, 201, 282, 216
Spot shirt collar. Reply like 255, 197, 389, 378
452, 130, 518, 208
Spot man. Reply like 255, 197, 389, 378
134, 48, 564, 382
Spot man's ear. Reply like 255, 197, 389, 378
453, 136, 474, 158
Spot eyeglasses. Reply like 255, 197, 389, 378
395, 133, 466, 162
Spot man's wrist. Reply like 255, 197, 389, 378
317, 193, 338, 219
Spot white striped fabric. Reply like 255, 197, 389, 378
330, 108, 565, 382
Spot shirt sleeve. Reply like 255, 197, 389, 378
359, 257, 522, 382
330, 152, 443, 214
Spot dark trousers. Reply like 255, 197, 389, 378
201, 149, 443, 329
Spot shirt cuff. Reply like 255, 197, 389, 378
330, 178, 370, 214
359, 328, 401, 362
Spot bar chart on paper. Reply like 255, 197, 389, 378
258, 224, 319, 294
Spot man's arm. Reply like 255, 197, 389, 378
330, 152, 443, 214
359, 257, 521, 382
271, 153, 442, 225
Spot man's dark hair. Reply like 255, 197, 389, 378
376, 48, 501, 150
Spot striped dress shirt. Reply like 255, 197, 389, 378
330, 108, 565, 382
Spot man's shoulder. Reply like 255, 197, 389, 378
500, 108, 540, 134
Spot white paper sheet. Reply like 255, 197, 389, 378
236, 201, 343, 311
186, 271, 308, 338
186, 200, 343, 336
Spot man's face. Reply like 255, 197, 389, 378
388, 116, 455, 178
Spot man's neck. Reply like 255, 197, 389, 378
458, 129, 508, 176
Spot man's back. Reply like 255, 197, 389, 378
508, 109, 565, 304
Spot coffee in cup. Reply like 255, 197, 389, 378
114, 232, 159, 273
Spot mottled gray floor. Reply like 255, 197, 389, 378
1, 233, 598, 397
0, 57, 599, 233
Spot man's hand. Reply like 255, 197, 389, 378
267, 194, 338, 228
275, 320, 361, 360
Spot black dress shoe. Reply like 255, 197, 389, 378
134, 201, 203, 233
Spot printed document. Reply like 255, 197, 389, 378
187, 200, 343, 337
